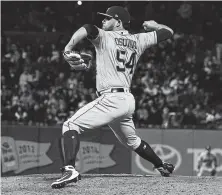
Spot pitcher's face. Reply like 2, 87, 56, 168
102, 17, 116, 31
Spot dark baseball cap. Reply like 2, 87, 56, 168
97, 6, 131, 23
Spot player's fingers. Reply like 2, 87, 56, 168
63, 53, 71, 61
143, 22, 150, 29
80, 53, 92, 61
70, 63, 88, 70
81, 63, 88, 67
69, 59, 84, 65
64, 51, 81, 58
142, 21, 147, 26
64, 51, 81, 60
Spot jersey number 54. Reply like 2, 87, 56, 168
116, 49, 136, 74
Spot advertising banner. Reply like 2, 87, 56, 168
75, 128, 131, 174
75, 141, 116, 173
1, 136, 52, 174
1, 126, 60, 176
1, 126, 131, 176
131, 129, 222, 176
2, 126, 221, 176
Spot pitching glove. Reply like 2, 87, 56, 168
63, 51, 92, 71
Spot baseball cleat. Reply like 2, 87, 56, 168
51, 165, 81, 189
155, 162, 175, 177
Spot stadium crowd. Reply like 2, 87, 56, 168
1, 1, 222, 129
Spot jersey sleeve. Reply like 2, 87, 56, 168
88, 27, 106, 50
137, 32, 157, 53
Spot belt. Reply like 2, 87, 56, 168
96, 88, 130, 97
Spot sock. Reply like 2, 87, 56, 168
135, 140, 163, 168
58, 136, 65, 164
63, 130, 80, 167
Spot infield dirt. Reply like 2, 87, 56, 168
2, 174, 222, 195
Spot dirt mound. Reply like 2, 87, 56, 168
2, 174, 222, 195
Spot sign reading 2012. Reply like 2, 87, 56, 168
19, 145, 35, 154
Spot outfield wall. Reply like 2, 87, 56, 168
1, 125, 222, 176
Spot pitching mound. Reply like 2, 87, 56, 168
2, 174, 222, 195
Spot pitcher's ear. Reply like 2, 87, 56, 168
117, 20, 122, 28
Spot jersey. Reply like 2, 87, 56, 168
198, 151, 217, 168
88, 28, 157, 92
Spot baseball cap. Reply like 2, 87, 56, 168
97, 6, 130, 24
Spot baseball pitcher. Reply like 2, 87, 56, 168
52, 6, 174, 189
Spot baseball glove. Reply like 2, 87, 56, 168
63, 51, 92, 70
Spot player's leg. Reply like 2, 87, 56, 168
109, 118, 163, 168
51, 97, 102, 188
109, 118, 174, 176
197, 166, 204, 176
211, 168, 217, 176
52, 94, 129, 188
51, 121, 82, 188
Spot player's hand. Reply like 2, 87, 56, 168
63, 51, 92, 70
63, 51, 83, 64
143, 20, 160, 31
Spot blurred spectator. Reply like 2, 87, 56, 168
66, 89, 80, 110
55, 72, 66, 89
166, 91, 179, 111
155, 94, 166, 111
177, 2, 192, 19
162, 107, 170, 128
19, 90, 34, 110
1, 1, 222, 129
147, 100, 161, 126
78, 94, 88, 108
50, 44, 60, 62
169, 113, 182, 128
68, 110, 75, 119
67, 71, 78, 89
192, 104, 206, 125
161, 81, 173, 96
8, 44, 21, 64
181, 107, 197, 127
136, 103, 149, 127
1, 100, 16, 122
14, 106, 28, 124
37, 44, 49, 61
44, 108, 57, 126
28, 104, 45, 125
55, 103, 68, 125
19, 66, 33, 91
169, 75, 183, 91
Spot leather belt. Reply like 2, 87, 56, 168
96, 88, 130, 97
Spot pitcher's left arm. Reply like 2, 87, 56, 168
143, 20, 174, 43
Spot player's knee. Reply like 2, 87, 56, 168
126, 134, 141, 150
62, 120, 81, 135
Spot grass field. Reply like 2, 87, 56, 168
2, 174, 222, 195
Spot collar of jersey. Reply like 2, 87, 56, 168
115, 30, 129, 35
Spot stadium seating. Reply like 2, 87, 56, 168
1, 2, 222, 129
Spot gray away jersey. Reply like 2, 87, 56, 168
89, 28, 157, 92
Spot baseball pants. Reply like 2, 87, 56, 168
62, 90, 141, 150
